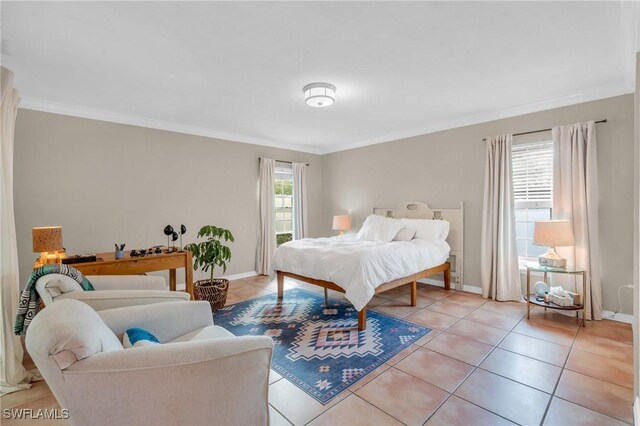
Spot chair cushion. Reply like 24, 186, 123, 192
25, 299, 123, 370
168, 325, 235, 343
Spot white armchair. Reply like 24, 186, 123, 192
26, 299, 274, 426
35, 274, 190, 311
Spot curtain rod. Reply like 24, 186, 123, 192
259, 158, 310, 166
482, 119, 607, 141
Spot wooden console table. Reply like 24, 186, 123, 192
34, 250, 194, 299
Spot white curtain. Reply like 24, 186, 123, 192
481, 134, 523, 301
1, 67, 29, 394
552, 121, 602, 320
256, 158, 275, 275
292, 162, 308, 240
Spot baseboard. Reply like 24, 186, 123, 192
418, 277, 482, 295
175, 271, 259, 291
634, 396, 639, 426
223, 271, 259, 280
462, 285, 482, 295
602, 310, 634, 324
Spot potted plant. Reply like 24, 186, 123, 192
184, 225, 234, 310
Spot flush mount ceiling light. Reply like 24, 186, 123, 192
303, 82, 336, 107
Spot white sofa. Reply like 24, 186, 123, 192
35, 273, 190, 310
26, 299, 274, 426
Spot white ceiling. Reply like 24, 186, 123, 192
2, 1, 638, 154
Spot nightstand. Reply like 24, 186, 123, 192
525, 264, 586, 327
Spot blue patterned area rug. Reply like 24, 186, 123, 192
212, 288, 432, 404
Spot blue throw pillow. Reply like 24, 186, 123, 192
123, 327, 160, 348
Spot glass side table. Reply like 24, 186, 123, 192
525, 264, 586, 327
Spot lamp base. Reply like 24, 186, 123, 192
39, 251, 63, 265
538, 247, 566, 268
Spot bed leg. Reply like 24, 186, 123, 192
324, 288, 329, 307
410, 280, 417, 307
444, 262, 451, 291
358, 308, 367, 331
277, 271, 284, 299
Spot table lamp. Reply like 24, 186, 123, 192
33, 226, 64, 264
533, 220, 575, 268
332, 215, 352, 236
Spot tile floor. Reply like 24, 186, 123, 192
2, 276, 635, 426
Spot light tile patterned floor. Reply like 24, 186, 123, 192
2, 276, 634, 426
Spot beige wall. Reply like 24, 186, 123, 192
13, 110, 323, 287
322, 94, 636, 314
14, 95, 636, 315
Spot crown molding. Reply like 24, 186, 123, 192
20, 81, 633, 156
324, 82, 634, 154
18, 97, 325, 155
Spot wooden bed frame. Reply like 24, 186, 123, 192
275, 200, 463, 331
277, 262, 450, 330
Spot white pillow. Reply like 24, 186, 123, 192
357, 215, 405, 242
393, 228, 417, 241
400, 218, 450, 243
123, 328, 161, 348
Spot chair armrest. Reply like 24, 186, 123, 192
55, 290, 190, 311
61, 337, 273, 426
86, 275, 167, 291
67, 336, 273, 371
97, 301, 213, 342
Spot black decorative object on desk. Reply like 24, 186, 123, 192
179, 224, 187, 250
163, 225, 174, 251
171, 231, 179, 251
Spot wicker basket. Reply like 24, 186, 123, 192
193, 278, 229, 310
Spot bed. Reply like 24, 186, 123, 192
273, 201, 464, 330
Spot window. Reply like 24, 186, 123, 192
274, 164, 293, 246
512, 140, 553, 260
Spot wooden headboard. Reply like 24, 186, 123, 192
373, 201, 465, 289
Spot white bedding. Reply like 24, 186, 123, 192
272, 234, 450, 311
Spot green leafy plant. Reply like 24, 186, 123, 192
185, 225, 234, 282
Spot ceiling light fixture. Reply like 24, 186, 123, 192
303, 82, 335, 108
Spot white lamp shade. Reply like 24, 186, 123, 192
533, 220, 575, 247
332, 215, 352, 231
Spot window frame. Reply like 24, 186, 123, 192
274, 163, 293, 246
512, 139, 554, 263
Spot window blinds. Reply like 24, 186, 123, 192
512, 140, 553, 202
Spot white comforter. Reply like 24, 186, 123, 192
272, 234, 450, 310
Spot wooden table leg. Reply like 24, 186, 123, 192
410, 280, 417, 307
443, 262, 451, 290
324, 287, 329, 307
184, 251, 194, 300
277, 271, 284, 299
169, 269, 177, 292
358, 308, 367, 331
